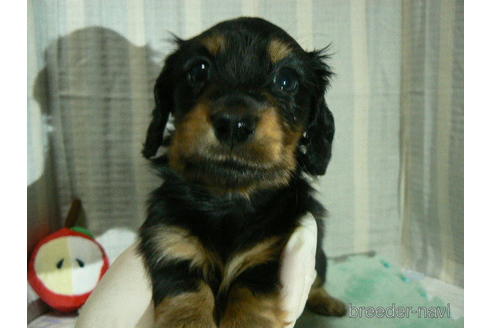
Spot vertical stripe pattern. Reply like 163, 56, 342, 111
349, 0, 370, 253
400, 0, 463, 286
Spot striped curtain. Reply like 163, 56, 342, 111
27, 0, 463, 287
400, 0, 464, 286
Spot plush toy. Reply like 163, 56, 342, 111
28, 200, 109, 312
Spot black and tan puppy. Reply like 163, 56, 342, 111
139, 17, 345, 328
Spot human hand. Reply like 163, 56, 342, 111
76, 214, 318, 328
280, 214, 318, 327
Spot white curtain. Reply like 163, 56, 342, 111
400, 0, 464, 286
27, 0, 463, 287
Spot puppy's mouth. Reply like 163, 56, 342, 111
182, 153, 288, 190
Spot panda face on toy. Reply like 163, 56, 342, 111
34, 234, 105, 295
28, 228, 109, 312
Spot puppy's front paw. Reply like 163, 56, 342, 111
154, 284, 217, 328
220, 287, 287, 328
154, 311, 216, 328
154, 303, 217, 328
306, 286, 347, 317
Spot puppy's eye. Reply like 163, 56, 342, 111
274, 68, 299, 93
187, 61, 209, 85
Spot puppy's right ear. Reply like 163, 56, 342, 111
142, 52, 178, 159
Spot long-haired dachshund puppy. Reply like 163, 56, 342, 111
139, 17, 346, 328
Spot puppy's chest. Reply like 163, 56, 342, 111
205, 216, 262, 258
201, 230, 286, 294
154, 212, 288, 290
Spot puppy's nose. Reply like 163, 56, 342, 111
211, 111, 257, 147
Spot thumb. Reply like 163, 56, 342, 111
280, 214, 318, 328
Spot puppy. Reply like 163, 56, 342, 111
139, 17, 345, 328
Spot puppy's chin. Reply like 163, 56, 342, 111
174, 154, 294, 195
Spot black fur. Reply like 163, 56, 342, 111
142, 52, 178, 158
140, 162, 326, 307
138, 17, 335, 325
142, 18, 335, 172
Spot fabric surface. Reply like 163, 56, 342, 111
296, 255, 464, 327
27, 0, 463, 292
400, 0, 464, 287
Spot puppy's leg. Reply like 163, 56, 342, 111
219, 285, 287, 328
153, 269, 216, 328
219, 260, 288, 328
306, 276, 346, 317
309, 238, 346, 317
139, 225, 218, 327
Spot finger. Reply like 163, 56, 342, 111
280, 214, 318, 326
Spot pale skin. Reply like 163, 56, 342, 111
76, 215, 318, 328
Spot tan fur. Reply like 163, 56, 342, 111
169, 99, 302, 195
154, 282, 217, 328
151, 228, 290, 326
268, 39, 292, 63
220, 287, 288, 328
253, 107, 284, 162
279, 128, 302, 173
151, 225, 220, 280
151, 225, 286, 296
220, 237, 284, 293
169, 102, 216, 172
256, 93, 303, 172
201, 34, 226, 55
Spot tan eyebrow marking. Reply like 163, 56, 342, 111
201, 33, 226, 55
268, 39, 293, 63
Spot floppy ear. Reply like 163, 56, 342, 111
299, 48, 335, 176
142, 52, 178, 159
300, 99, 335, 175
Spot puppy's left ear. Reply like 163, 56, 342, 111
299, 49, 335, 176
142, 51, 179, 159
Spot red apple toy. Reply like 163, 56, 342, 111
28, 201, 109, 312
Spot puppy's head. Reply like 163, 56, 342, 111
143, 17, 334, 194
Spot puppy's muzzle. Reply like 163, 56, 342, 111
211, 94, 259, 148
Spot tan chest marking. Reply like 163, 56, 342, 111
152, 226, 284, 292
220, 237, 284, 293
150, 225, 220, 280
